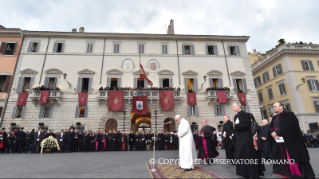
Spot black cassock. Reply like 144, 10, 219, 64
134, 134, 139, 151
234, 110, 260, 178
222, 121, 234, 160
109, 133, 116, 151
197, 125, 219, 161
164, 134, 170, 149
260, 124, 272, 159
129, 133, 135, 151
230, 131, 236, 154
116, 132, 122, 151
157, 133, 164, 150
269, 111, 315, 178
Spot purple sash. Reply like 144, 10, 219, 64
95, 138, 98, 151
195, 137, 209, 159
103, 137, 106, 150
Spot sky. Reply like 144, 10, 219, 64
1, 0, 318, 53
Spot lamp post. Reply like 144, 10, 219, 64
154, 109, 157, 130
123, 110, 126, 132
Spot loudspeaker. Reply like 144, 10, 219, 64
219, 121, 224, 124
11, 123, 16, 126
39, 123, 44, 126
76, 122, 81, 126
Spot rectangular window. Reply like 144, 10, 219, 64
22, 77, 31, 92
4, 43, 16, 55
283, 103, 291, 112
184, 45, 191, 55
230, 46, 236, 55
301, 60, 314, 71
267, 88, 274, 99
258, 92, 264, 102
162, 44, 168, 54
314, 101, 319, 113
137, 78, 145, 88
216, 105, 222, 116
308, 80, 319, 91
138, 44, 144, 54
190, 105, 196, 116
162, 78, 170, 88
278, 83, 286, 95
0, 76, 6, 92
187, 78, 195, 93
273, 64, 283, 77
236, 79, 244, 93
114, 44, 120, 54
43, 106, 50, 118
207, 46, 215, 55
87, 43, 93, 53
110, 78, 118, 89
211, 78, 219, 88
254, 76, 262, 87
81, 78, 90, 92
48, 78, 57, 88
79, 106, 86, 118
16, 107, 23, 118
262, 71, 270, 83
261, 109, 268, 119
242, 105, 250, 113
28, 42, 39, 53
56, 43, 63, 53
0, 107, 3, 118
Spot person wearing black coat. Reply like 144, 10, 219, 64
57, 129, 66, 152
9, 132, 16, 153
260, 119, 272, 160
33, 128, 43, 153
140, 131, 146, 151
193, 131, 199, 149
97, 131, 103, 151
15, 127, 26, 153
129, 130, 135, 151
269, 102, 315, 178
82, 131, 90, 152
157, 131, 164, 150
116, 131, 122, 151
1, 128, 8, 153
134, 131, 139, 151
222, 115, 234, 160
25, 129, 35, 153
110, 130, 117, 151
44, 129, 56, 139
89, 131, 95, 151
66, 129, 75, 152
164, 132, 170, 150
72, 130, 80, 152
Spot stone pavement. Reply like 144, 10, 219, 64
0, 148, 318, 178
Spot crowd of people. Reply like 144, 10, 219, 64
0, 127, 179, 154
98, 86, 180, 91
205, 87, 230, 91
32, 85, 60, 91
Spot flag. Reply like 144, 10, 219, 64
217, 90, 228, 104
78, 93, 88, 106
108, 90, 124, 111
140, 63, 153, 86
17, 93, 28, 106
159, 90, 174, 110
237, 93, 247, 106
40, 91, 50, 104
187, 93, 197, 105
132, 96, 147, 114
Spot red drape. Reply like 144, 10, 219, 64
108, 90, 124, 111
40, 91, 50, 104
140, 63, 153, 86
237, 93, 247, 105
159, 90, 174, 110
78, 93, 88, 106
17, 93, 28, 106
132, 96, 148, 114
187, 93, 197, 105
217, 90, 228, 104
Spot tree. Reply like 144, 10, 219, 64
278, 39, 286, 45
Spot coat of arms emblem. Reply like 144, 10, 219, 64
164, 96, 168, 104
81, 97, 85, 101
114, 97, 118, 104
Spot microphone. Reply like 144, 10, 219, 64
162, 121, 172, 126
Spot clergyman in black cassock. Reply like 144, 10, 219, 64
129, 131, 135, 151
232, 102, 260, 178
269, 102, 315, 178
260, 119, 272, 160
116, 131, 122, 151
157, 131, 164, 150
222, 115, 234, 160
134, 132, 139, 151
197, 119, 219, 163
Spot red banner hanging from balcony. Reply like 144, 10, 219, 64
132, 96, 148, 114
40, 91, 50, 104
187, 93, 197, 105
17, 93, 28, 106
159, 90, 174, 110
217, 90, 228, 104
237, 93, 247, 106
78, 93, 88, 106
108, 90, 124, 111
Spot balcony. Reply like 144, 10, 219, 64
30, 90, 63, 104
97, 90, 183, 105
206, 90, 232, 104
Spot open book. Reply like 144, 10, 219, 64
275, 137, 284, 143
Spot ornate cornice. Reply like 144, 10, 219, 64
207, 70, 223, 76
106, 69, 123, 75
182, 70, 198, 76
157, 70, 174, 75
45, 68, 63, 75
78, 68, 95, 75
20, 68, 38, 75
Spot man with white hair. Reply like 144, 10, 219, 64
174, 115, 197, 171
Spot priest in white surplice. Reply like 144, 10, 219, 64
174, 115, 197, 171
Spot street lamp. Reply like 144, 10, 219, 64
154, 109, 157, 130
123, 110, 126, 132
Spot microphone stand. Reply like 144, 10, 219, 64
151, 121, 172, 172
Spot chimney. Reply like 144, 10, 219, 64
167, 19, 174, 35
79, 27, 85, 33
72, 28, 77, 32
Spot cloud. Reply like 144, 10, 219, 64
1, 0, 318, 52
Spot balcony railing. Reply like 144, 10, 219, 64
206, 90, 231, 98
30, 90, 63, 104
97, 90, 182, 100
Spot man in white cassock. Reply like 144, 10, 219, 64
174, 115, 197, 171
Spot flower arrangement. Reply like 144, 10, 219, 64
40, 136, 60, 153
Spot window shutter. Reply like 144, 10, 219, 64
235, 46, 240, 56
90, 44, 93, 53
144, 79, 148, 89
191, 45, 195, 55
16, 77, 24, 93
314, 101, 319, 113
266, 72, 270, 81
233, 79, 238, 93
134, 77, 137, 88
44, 77, 49, 87
187, 105, 191, 117
184, 78, 188, 93
21, 106, 27, 119
309, 61, 314, 71
4, 75, 12, 93
84, 106, 88, 118
49, 105, 53, 118
53, 77, 57, 88
27, 42, 32, 52
209, 78, 212, 88
214, 45, 218, 55
307, 80, 313, 91
182, 45, 185, 55
301, 60, 307, 71
194, 78, 198, 93
315, 80, 319, 91
117, 78, 121, 88
205, 45, 208, 55
159, 77, 163, 88
28, 77, 34, 93
195, 105, 199, 117
12, 43, 18, 55
214, 105, 218, 116
12, 106, 17, 119
87, 44, 91, 53
77, 77, 82, 93
0, 42, 7, 54
138, 44, 141, 54
282, 84, 286, 94
53, 42, 57, 53
61, 43, 65, 53
242, 78, 248, 93
286, 103, 291, 112
107, 77, 111, 88
278, 64, 283, 75
254, 79, 257, 88
272, 67, 277, 78
162, 45, 165, 54
246, 105, 250, 113
221, 105, 225, 116
259, 92, 263, 102
165, 44, 167, 54
262, 73, 266, 83
88, 78, 92, 92
142, 44, 144, 54
219, 78, 223, 88
75, 106, 79, 118
117, 44, 120, 53
0, 107, 3, 118
227, 45, 231, 56
268, 88, 273, 99
169, 78, 173, 88
39, 105, 44, 118
36, 42, 40, 52
113, 44, 117, 53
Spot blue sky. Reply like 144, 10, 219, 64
1, 0, 318, 53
